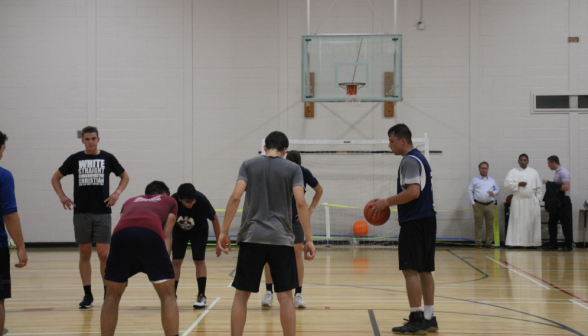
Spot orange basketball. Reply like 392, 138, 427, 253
364, 199, 391, 226
353, 220, 369, 236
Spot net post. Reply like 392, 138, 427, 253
424, 133, 429, 161
324, 202, 330, 247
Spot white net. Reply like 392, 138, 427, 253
211, 136, 476, 247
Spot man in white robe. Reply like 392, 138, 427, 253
504, 154, 543, 247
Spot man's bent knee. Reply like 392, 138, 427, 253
105, 281, 126, 299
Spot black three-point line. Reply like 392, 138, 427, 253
368, 310, 380, 336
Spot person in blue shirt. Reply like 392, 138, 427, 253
261, 150, 323, 309
0, 130, 28, 334
468, 162, 499, 248
369, 124, 438, 335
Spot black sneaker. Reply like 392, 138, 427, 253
392, 312, 427, 335
559, 247, 573, 252
542, 245, 558, 251
79, 296, 94, 309
425, 316, 439, 332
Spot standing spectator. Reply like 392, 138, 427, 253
0, 131, 28, 334
51, 126, 130, 308
504, 154, 542, 248
468, 162, 499, 248
542, 156, 573, 252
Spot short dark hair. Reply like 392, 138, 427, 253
265, 131, 289, 152
145, 181, 170, 196
479, 161, 489, 169
82, 126, 99, 137
387, 124, 413, 144
0, 131, 7, 148
286, 150, 301, 165
519, 153, 529, 160
547, 155, 560, 164
177, 183, 197, 200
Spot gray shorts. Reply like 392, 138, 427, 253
292, 221, 305, 245
73, 213, 112, 244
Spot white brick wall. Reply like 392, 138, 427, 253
95, 0, 184, 228
0, 0, 88, 242
1, 0, 587, 243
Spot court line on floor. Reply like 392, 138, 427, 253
367, 310, 380, 336
306, 282, 584, 336
500, 259, 588, 304
570, 299, 588, 310
445, 249, 488, 283
181, 296, 221, 336
485, 256, 551, 289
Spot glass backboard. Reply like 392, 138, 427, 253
302, 34, 402, 102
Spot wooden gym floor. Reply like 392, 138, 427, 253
4, 246, 588, 335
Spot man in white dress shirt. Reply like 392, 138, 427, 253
468, 161, 499, 248
504, 154, 543, 248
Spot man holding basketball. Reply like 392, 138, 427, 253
369, 124, 437, 335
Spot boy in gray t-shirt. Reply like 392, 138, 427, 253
217, 131, 316, 336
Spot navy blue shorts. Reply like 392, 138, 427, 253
105, 227, 175, 283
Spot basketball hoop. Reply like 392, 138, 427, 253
339, 82, 365, 105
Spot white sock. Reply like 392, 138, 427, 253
424, 305, 434, 319
410, 307, 422, 313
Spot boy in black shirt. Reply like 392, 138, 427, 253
51, 126, 129, 309
171, 183, 220, 308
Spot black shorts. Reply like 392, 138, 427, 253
105, 227, 175, 283
398, 216, 436, 273
172, 227, 209, 261
0, 248, 11, 300
232, 243, 298, 293
292, 221, 305, 245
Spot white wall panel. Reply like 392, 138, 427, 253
0, 0, 586, 242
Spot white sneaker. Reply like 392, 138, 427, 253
293, 293, 306, 308
193, 294, 207, 309
261, 291, 274, 307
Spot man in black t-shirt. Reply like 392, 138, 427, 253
171, 183, 220, 309
51, 126, 129, 309
262, 150, 323, 309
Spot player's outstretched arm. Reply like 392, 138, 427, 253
294, 186, 315, 261
4, 212, 27, 268
50, 170, 75, 210
105, 171, 130, 208
217, 180, 246, 255
163, 213, 176, 255
308, 183, 323, 217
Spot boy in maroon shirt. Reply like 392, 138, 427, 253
101, 181, 179, 336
